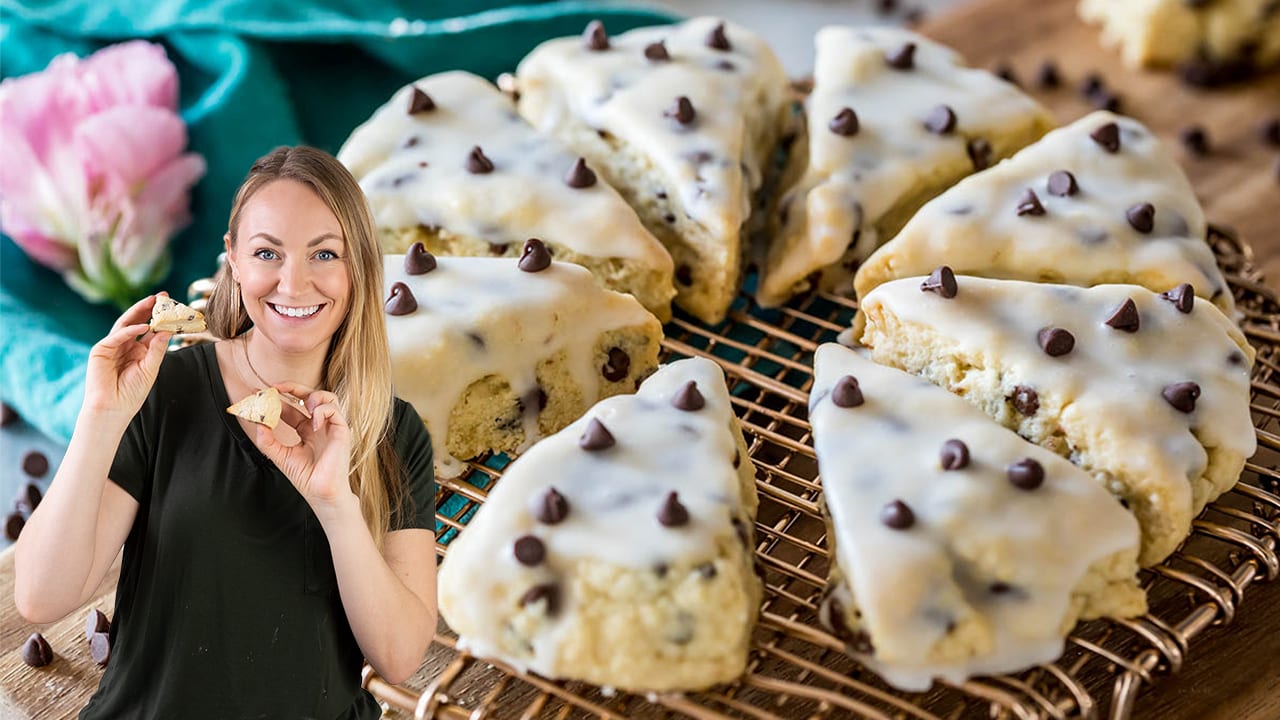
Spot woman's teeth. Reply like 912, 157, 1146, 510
271, 303, 321, 318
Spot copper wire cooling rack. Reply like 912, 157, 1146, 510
341, 229, 1279, 720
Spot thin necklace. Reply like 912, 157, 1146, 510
241, 335, 273, 389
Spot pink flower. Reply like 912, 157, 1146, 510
0, 41, 205, 309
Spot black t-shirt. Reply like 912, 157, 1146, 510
80, 342, 435, 720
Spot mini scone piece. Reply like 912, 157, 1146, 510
856, 111, 1235, 316
437, 357, 761, 692
516, 17, 792, 325
149, 296, 206, 333
856, 273, 1256, 566
756, 26, 1053, 307
227, 388, 283, 429
338, 71, 675, 321
384, 242, 663, 478
810, 343, 1145, 691
1079, 0, 1280, 77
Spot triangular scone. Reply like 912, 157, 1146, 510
855, 111, 1235, 316
338, 72, 675, 321
383, 244, 663, 478
810, 343, 1144, 691
149, 297, 206, 333
1079, 0, 1280, 73
227, 388, 282, 430
516, 17, 792, 325
438, 357, 760, 692
755, 27, 1053, 307
856, 273, 1255, 566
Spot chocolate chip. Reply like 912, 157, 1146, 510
582, 20, 609, 51
672, 381, 705, 411
1091, 122, 1121, 153
880, 500, 915, 529
519, 583, 560, 615
657, 491, 690, 527
1037, 327, 1075, 357
1091, 91, 1122, 113
940, 439, 970, 470
518, 238, 552, 273
513, 535, 546, 566
644, 40, 669, 62
664, 213, 677, 224
1035, 60, 1061, 89
654, 563, 669, 578
831, 375, 864, 408
921, 266, 958, 298
15, 482, 41, 515
4, 512, 23, 541
876, 0, 898, 12
406, 87, 435, 115
404, 242, 436, 275
601, 347, 630, 382
488, 242, 509, 256
90, 632, 111, 667
21, 450, 48, 479
21, 633, 53, 668
1080, 72, 1105, 98
1016, 188, 1046, 216
967, 138, 992, 170
885, 42, 916, 70
1180, 125, 1210, 155
1045, 170, 1077, 197
715, 60, 736, 72
990, 581, 1012, 594
829, 107, 859, 137
995, 63, 1019, 85
1010, 385, 1039, 415
706, 22, 731, 51
924, 105, 957, 135
733, 449, 742, 469
85, 609, 110, 640
1126, 203, 1155, 233
665, 96, 696, 125
1262, 117, 1280, 146
675, 264, 693, 285
0, 403, 17, 427
1007, 458, 1045, 490
697, 562, 718, 579
465, 146, 494, 174
1161, 283, 1195, 313
1228, 351, 1245, 366
1105, 298, 1141, 332
561, 157, 598, 189
384, 282, 418, 316
578, 418, 616, 451
1162, 382, 1200, 413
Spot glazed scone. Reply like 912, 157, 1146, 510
437, 357, 760, 692
516, 17, 792, 325
855, 273, 1256, 566
384, 242, 663, 478
338, 71, 675, 321
810, 343, 1144, 691
855, 111, 1235, 317
755, 27, 1054, 307
149, 296, 206, 333
1079, 0, 1280, 80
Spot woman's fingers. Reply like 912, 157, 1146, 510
271, 382, 336, 414
96, 323, 153, 353
110, 292, 166, 333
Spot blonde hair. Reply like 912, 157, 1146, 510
206, 146, 405, 548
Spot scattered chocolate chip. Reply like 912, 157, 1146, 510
1126, 203, 1155, 233
1010, 385, 1039, 415
1037, 327, 1075, 357
990, 581, 1012, 594
924, 105, 957, 135
578, 418, 616, 451
384, 282, 418, 316
513, 535, 546, 566
1162, 382, 1200, 413
885, 42, 916, 70
0, 403, 17, 427
664, 213, 677, 224
1262, 117, 1280, 146
831, 376, 864, 408
967, 138, 993, 170
1016, 188, 1046, 216
563, 157, 597, 189
654, 563, 669, 578
406, 87, 435, 115
1080, 72, 1105, 98
1090, 122, 1122, 154
520, 583, 560, 614
940, 439, 970, 470
90, 632, 110, 667
697, 562, 718, 579
675, 264, 693, 285
665, 96, 697, 125
876, 0, 898, 13
995, 63, 1019, 86
644, 40, 669, 62
488, 242, 510, 256
21, 633, 53, 668
21, 450, 48, 479
582, 20, 609, 51
880, 500, 915, 529
1035, 60, 1061, 89
706, 22, 731, 51
518, 238, 552, 273
1046, 170, 1078, 197
657, 492, 690, 527
1007, 458, 1045, 490
404, 242, 436, 275
15, 483, 41, 515
1161, 283, 1195, 313
733, 449, 742, 469
85, 609, 110, 640
4, 512, 23, 541
1180, 125, 1210, 155
829, 107, 859, 136
465, 146, 494, 174
601, 347, 630, 382
1105, 298, 1141, 332
672, 381, 706, 411
1227, 351, 1245, 366
921, 266, 958, 298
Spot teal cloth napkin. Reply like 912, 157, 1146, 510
0, 0, 676, 444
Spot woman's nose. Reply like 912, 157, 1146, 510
277, 257, 311, 294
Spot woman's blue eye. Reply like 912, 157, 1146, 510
315, 249, 339, 261
253, 248, 278, 261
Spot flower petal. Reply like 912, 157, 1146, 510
78, 41, 178, 112
74, 105, 188, 196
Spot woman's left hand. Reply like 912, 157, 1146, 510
252, 381, 355, 512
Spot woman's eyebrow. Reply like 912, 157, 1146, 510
250, 232, 343, 247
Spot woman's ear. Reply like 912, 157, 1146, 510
224, 233, 239, 283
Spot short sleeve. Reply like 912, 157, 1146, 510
389, 398, 436, 532
108, 374, 161, 502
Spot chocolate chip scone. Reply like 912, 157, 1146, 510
515, 17, 792, 325
755, 27, 1053, 307
437, 357, 760, 692
855, 272, 1255, 566
855, 111, 1235, 317
811, 343, 1144, 690
339, 71, 675, 321
384, 242, 662, 478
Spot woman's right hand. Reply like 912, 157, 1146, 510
82, 293, 173, 418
